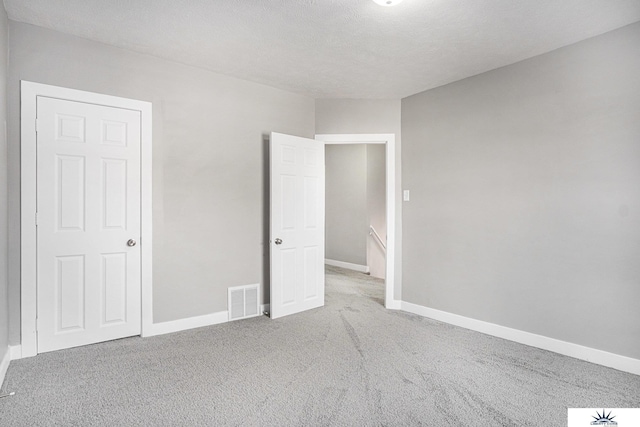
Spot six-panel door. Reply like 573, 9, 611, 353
270, 132, 325, 319
36, 96, 142, 353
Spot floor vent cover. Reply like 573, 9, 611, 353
228, 284, 260, 321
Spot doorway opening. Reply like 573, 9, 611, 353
315, 134, 397, 309
324, 143, 386, 305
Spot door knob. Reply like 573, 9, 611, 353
274, 238, 283, 245
127, 239, 137, 247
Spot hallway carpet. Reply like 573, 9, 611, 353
1, 266, 638, 426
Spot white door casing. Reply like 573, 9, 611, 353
20, 81, 153, 358
36, 97, 141, 353
270, 132, 325, 319
315, 134, 398, 309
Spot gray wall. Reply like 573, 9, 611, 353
366, 144, 386, 279
7, 21, 315, 341
325, 144, 368, 266
315, 99, 402, 298
402, 23, 640, 359
0, 6, 8, 361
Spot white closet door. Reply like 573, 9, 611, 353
37, 96, 142, 353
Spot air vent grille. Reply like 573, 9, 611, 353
228, 284, 260, 321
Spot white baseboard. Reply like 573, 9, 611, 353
9, 345, 22, 360
0, 347, 10, 387
401, 301, 640, 376
145, 310, 229, 337
325, 259, 370, 274
385, 299, 402, 310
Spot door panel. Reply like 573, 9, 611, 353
55, 255, 85, 332
270, 132, 325, 319
56, 155, 86, 231
37, 96, 142, 353
101, 252, 128, 325
102, 158, 128, 229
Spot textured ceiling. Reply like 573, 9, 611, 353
4, 0, 640, 98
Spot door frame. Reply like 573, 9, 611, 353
315, 134, 399, 309
20, 81, 153, 358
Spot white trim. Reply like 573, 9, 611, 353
401, 301, 640, 376
9, 345, 22, 360
139, 92, 154, 338
325, 259, 370, 274
20, 81, 153, 356
316, 134, 397, 309
145, 311, 229, 337
0, 347, 10, 386
386, 300, 402, 310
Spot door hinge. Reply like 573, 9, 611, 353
35, 212, 38, 226
35, 118, 39, 133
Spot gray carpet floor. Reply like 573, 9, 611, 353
1, 265, 638, 426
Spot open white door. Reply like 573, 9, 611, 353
270, 132, 325, 319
